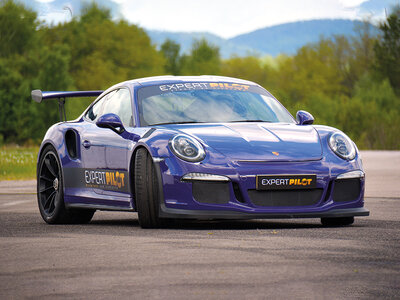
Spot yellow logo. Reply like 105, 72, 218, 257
289, 178, 313, 186
85, 170, 125, 189
105, 171, 125, 188
209, 82, 250, 91
272, 151, 280, 156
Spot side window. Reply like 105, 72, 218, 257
85, 91, 115, 121
102, 89, 134, 127
85, 98, 103, 121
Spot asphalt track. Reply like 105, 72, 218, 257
0, 151, 399, 299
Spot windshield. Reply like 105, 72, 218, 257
137, 82, 295, 126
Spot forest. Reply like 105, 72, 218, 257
0, 0, 399, 149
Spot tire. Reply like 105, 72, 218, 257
134, 148, 163, 228
37, 145, 95, 224
321, 216, 354, 227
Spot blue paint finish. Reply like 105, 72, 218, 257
160, 123, 323, 161
296, 110, 314, 125
35, 76, 368, 219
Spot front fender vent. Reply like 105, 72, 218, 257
65, 130, 78, 159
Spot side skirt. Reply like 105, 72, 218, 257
66, 203, 135, 212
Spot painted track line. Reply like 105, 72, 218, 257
0, 200, 32, 207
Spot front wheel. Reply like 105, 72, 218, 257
134, 148, 163, 228
321, 216, 354, 227
37, 145, 95, 224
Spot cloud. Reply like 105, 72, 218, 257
117, 0, 363, 38
35, 0, 398, 37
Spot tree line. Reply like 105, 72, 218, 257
0, 0, 399, 149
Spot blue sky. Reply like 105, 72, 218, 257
36, 0, 399, 38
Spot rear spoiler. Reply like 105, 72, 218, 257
31, 89, 103, 122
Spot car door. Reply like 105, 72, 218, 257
97, 88, 134, 198
80, 91, 116, 171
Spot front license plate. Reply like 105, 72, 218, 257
256, 175, 317, 190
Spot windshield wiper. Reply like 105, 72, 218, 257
152, 121, 206, 126
230, 120, 271, 123
152, 120, 272, 125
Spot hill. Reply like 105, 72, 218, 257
146, 30, 258, 58
229, 19, 378, 56
16, 1, 379, 58
148, 19, 378, 58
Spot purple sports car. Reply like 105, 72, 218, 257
32, 76, 369, 228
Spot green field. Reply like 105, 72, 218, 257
0, 146, 38, 180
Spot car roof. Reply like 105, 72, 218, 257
99, 75, 263, 100
125, 75, 259, 87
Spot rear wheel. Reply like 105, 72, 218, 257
37, 145, 95, 224
134, 148, 163, 228
321, 216, 354, 227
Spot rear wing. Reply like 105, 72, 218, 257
31, 89, 103, 122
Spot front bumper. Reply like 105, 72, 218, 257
159, 206, 369, 220
155, 156, 369, 220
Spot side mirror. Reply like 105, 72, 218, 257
96, 113, 125, 134
296, 110, 314, 125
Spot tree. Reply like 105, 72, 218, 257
221, 56, 267, 84
161, 39, 182, 75
374, 6, 400, 93
0, 1, 39, 142
181, 39, 221, 75
0, 1, 76, 143
41, 3, 165, 119
0, 0, 38, 58
43, 3, 165, 90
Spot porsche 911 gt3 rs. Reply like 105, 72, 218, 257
32, 76, 369, 228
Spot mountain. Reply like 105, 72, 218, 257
229, 19, 379, 56
146, 30, 259, 59
149, 19, 379, 58
16, 0, 380, 58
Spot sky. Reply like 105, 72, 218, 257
36, 0, 399, 38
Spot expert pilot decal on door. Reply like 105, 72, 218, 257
64, 168, 129, 193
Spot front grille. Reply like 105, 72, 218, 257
332, 178, 361, 202
192, 182, 230, 204
248, 189, 323, 207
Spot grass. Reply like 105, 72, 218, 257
0, 145, 38, 180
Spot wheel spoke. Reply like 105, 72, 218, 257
40, 175, 53, 182
48, 192, 57, 211
39, 185, 53, 194
45, 157, 57, 178
44, 190, 56, 210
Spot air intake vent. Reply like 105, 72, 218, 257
192, 182, 230, 204
248, 189, 323, 207
65, 130, 78, 159
333, 179, 361, 202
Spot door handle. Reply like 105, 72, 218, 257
82, 140, 91, 149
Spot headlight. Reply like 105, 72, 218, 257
329, 132, 356, 160
169, 134, 205, 162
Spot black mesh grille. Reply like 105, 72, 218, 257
192, 182, 230, 204
248, 189, 323, 207
232, 182, 245, 203
333, 179, 361, 202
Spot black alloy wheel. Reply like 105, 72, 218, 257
134, 148, 165, 228
37, 145, 95, 224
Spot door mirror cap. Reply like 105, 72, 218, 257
296, 110, 314, 125
96, 113, 125, 134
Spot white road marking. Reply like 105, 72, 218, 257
0, 200, 32, 207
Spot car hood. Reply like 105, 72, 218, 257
173, 123, 322, 162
